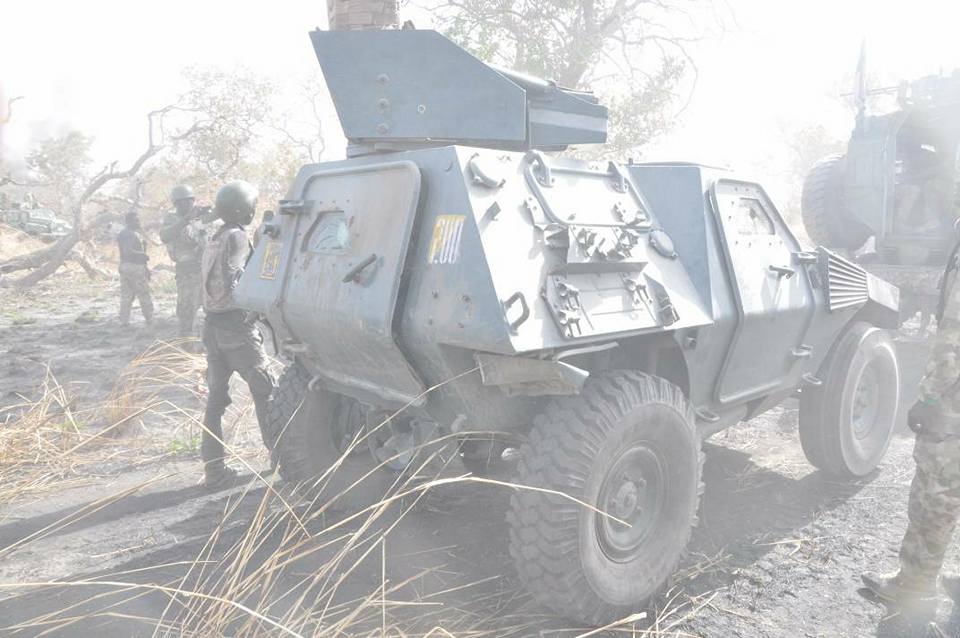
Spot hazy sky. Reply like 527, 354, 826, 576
2, 0, 960, 198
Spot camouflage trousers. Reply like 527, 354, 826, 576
175, 261, 202, 337
899, 434, 960, 586
119, 262, 154, 325
201, 311, 275, 469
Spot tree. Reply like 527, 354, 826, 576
0, 94, 23, 166
0, 63, 330, 287
145, 67, 326, 219
25, 130, 94, 212
776, 122, 845, 224
0, 106, 209, 287
428, 0, 716, 156
175, 66, 277, 181
327, 0, 400, 30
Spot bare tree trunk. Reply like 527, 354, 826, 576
326, 0, 399, 30
0, 248, 53, 275
69, 248, 110, 279
10, 231, 80, 287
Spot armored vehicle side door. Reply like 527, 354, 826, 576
258, 161, 426, 406
710, 180, 815, 404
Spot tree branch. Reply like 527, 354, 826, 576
0, 95, 24, 125
2, 105, 204, 289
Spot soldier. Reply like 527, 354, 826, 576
862, 238, 960, 605
199, 181, 275, 488
160, 185, 208, 338
116, 211, 154, 326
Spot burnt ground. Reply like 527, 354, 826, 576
0, 269, 955, 637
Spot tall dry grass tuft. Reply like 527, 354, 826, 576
3, 361, 712, 637
0, 366, 131, 504
0, 335, 267, 507
154, 401, 648, 636
103, 338, 206, 435
156, 451, 547, 637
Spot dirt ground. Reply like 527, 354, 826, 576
0, 265, 955, 637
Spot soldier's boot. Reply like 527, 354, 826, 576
201, 412, 238, 490
940, 575, 960, 602
142, 305, 155, 326
862, 571, 937, 605
204, 463, 240, 490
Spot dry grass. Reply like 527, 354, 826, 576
104, 338, 207, 438
2, 442, 714, 637
103, 337, 274, 462
0, 366, 148, 504
0, 335, 271, 507
0, 224, 46, 261
1, 356, 722, 637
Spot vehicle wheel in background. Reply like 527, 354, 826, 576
799, 322, 900, 477
266, 362, 393, 510
507, 371, 702, 625
801, 154, 872, 251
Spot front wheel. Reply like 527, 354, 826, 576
266, 362, 393, 510
507, 371, 702, 625
799, 322, 900, 477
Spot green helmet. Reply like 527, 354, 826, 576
214, 180, 258, 225
170, 184, 194, 203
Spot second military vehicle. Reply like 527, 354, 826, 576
0, 204, 72, 239
803, 70, 960, 326
236, 28, 901, 626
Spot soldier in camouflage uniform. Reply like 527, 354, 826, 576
862, 242, 960, 605
160, 185, 209, 337
116, 212, 154, 326
199, 180, 275, 488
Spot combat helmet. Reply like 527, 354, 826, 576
214, 181, 258, 226
170, 184, 195, 203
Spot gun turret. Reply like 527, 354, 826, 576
310, 29, 607, 154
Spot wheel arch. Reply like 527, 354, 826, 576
853, 299, 901, 331
602, 335, 691, 399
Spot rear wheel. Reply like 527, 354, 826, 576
801, 154, 872, 250
507, 371, 702, 625
799, 322, 900, 477
266, 362, 393, 510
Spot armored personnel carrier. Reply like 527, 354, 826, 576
236, 29, 901, 625
0, 204, 71, 239
802, 71, 960, 325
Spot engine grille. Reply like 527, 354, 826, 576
822, 249, 869, 311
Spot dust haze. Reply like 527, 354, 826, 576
1, 2, 958, 637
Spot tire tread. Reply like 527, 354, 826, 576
507, 371, 702, 625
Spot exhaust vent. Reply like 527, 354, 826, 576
820, 249, 869, 311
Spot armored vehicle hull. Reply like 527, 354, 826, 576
235, 28, 901, 626
0, 207, 71, 239
802, 71, 960, 326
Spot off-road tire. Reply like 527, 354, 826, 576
507, 371, 702, 625
799, 322, 900, 478
267, 362, 392, 510
801, 154, 871, 251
